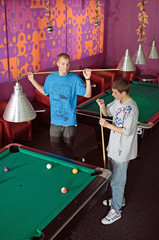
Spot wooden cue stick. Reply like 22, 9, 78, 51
20, 68, 118, 76
70, 68, 118, 73
100, 109, 106, 169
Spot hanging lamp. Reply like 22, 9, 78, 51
133, 0, 148, 65
117, 49, 135, 72
3, 0, 36, 123
147, 1, 159, 59
147, 40, 159, 59
133, 43, 147, 64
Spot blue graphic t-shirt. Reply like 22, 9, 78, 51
43, 71, 86, 126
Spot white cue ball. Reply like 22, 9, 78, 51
46, 163, 52, 169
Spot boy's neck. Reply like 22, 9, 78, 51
120, 94, 130, 104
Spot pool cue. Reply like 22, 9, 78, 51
20, 68, 118, 77
100, 109, 106, 169
70, 68, 118, 73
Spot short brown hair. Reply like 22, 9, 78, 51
57, 53, 70, 62
111, 77, 130, 94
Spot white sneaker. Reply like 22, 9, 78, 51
103, 199, 125, 207
101, 209, 121, 225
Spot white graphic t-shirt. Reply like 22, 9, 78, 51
106, 98, 139, 162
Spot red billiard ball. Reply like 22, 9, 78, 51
4, 167, 9, 172
61, 187, 67, 194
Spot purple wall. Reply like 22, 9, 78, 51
105, 0, 159, 76
0, 0, 159, 102
0, 0, 105, 83
0, 0, 106, 101
0, 53, 106, 102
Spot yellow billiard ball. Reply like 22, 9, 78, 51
72, 168, 78, 174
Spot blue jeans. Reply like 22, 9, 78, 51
107, 157, 130, 214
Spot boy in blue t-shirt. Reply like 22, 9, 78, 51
28, 53, 92, 158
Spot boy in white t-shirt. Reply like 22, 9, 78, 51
96, 77, 139, 224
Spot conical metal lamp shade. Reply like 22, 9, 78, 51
3, 82, 36, 122
117, 49, 136, 72
133, 44, 147, 65
147, 40, 159, 59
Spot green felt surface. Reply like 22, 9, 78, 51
0, 148, 96, 240
78, 81, 159, 123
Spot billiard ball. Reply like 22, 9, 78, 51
61, 187, 67, 194
72, 168, 78, 174
4, 167, 9, 172
46, 163, 52, 169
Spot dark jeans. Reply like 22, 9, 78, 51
50, 124, 76, 159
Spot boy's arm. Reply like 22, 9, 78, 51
99, 118, 127, 136
27, 72, 46, 95
85, 79, 92, 98
83, 69, 92, 98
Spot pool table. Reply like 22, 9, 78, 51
77, 81, 159, 141
0, 144, 111, 240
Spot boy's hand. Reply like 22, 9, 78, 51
99, 118, 110, 128
83, 68, 91, 80
27, 72, 34, 82
96, 99, 105, 107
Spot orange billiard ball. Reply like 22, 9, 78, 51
72, 168, 78, 174
61, 187, 67, 194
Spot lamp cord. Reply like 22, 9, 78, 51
154, 0, 158, 39
126, 0, 132, 48
65, 0, 68, 53
13, 0, 18, 81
